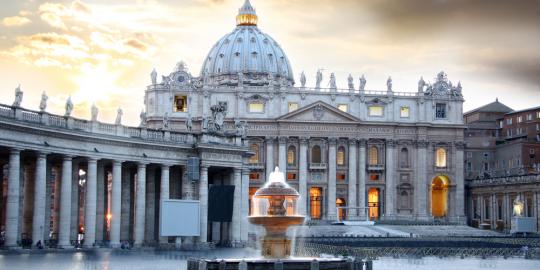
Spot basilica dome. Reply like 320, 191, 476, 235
200, 0, 294, 86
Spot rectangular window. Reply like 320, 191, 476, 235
369, 106, 383, 116
400, 106, 410, 118
435, 103, 446, 118
248, 102, 264, 113
466, 162, 472, 171
507, 118, 512, 125
527, 114, 532, 121
288, 102, 299, 112
499, 121, 504, 128
337, 173, 346, 182
537, 111, 540, 118
287, 173, 297, 181
174, 95, 188, 112
337, 104, 348, 112
369, 174, 380, 181
517, 116, 523, 123
483, 162, 489, 171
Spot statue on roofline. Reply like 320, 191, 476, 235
39, 91, 48, 112
65, 96, 73, 117
13, 85, 23, 107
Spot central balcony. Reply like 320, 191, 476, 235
309, 163, 327, 170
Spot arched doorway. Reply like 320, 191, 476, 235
368, 188, 380, 220
336, 198, 346, 221
431, 175, 450, 218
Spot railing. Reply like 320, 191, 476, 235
247, 162, 265, 170
309, 163, 327, 170
0, 104, 13, 117
73, 119, 90, 130
467, 174, 540, 187
48, 114, 66, 127
0, 103, 241, 147
367, 164, 385, 171
22, 110, 41, 123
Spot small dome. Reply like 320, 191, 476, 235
200, 0, 294, 86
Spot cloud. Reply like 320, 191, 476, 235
40, 12, 68, 30
2, 16, 31, 26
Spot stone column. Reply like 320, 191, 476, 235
416, 141, 429, 220
159, 164, 170, 244
348, 139, 357, 218
240, 168, 250, 242
327, 138, 337, 220
358, 140, 367, 219
5, 148, 21, 248
298, 137, 308, 216
385, 140, 395, 218
134, 163, 147, 246
32, 152, 47, 246
110, 160, 122, 247
455, 142, 465, 224
83, 158, 98, 248
278, 136, 287, 172
265, 136, 274, 180
51, 166, 61, 237
232, 167, 242, 243
23, 163, 35, 239
199, 165, 209, 243
120, 167, 131, 241
58, 156, 72, 248
95, 162, 105, 243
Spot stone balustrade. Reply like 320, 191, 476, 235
467, 174, 540, 187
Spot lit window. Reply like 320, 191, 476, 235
287, 146, 296, 166
337, 147, 345, 166
288, 102, 299, 112
400, 107, 410, 118
368, 146, 378, 165
248, 102, 264, 113
249, 172, 260, 180
287, 173, 297, 181
369, 174, 380, 181
249, 143, 259, 164
174, 95, 188, 112
337, 104, 348, 112
337, 173, 346, 181
435, 148, 447, 168
537, 112, 540, 118
369, 106, 383, 116
310, 188, 322, 219
435, 103, 446, 118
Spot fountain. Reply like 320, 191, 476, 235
188, 167, 363, 270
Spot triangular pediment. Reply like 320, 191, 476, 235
277, 101, 360, 123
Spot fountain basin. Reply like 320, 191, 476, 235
187, 257, 360, 270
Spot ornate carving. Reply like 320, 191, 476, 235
415, 140, 429, 148
299, 136, 309, 144
207, 101, 228, 133
386, 139, 396, 148
312, 104, 325, 120
278, 136, 288, 144
454, 141, 466, 150
348, 138, 357, 145
328, 137, 338, 145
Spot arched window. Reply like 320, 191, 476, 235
337, 146, 346, 166
400, 148, 409, 168
436, 148, 447, 168
311, 145, 321, 163
249, 143, 259, 164
368, 146, 378, 165
287, 145, 296, 166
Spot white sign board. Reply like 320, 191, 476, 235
160, 199, 200, 237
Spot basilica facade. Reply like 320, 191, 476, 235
0, 0, 466, 249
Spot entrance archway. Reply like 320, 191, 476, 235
368, 188, 380, 220
336, 198, 346, 221
431, 175, 450, 218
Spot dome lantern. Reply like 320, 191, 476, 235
236, 0, 258, 26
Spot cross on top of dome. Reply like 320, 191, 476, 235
236, 0, 258, 26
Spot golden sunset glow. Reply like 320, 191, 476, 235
1, 0, 539, 125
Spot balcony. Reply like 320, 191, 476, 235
247, 162, 265, 170
309, 163, 327, 170
367, 164, 385, 171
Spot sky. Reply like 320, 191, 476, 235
0, 0, 539, 125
